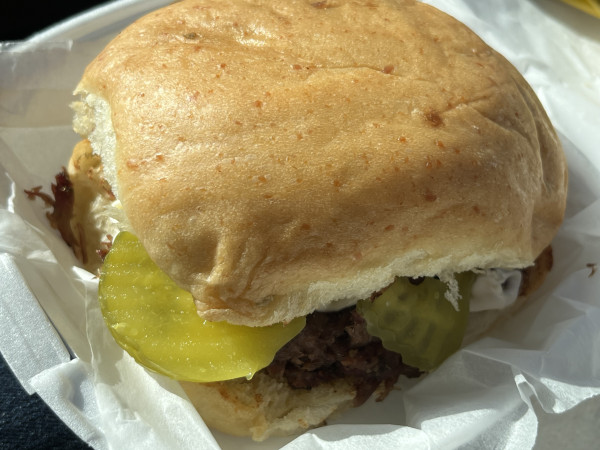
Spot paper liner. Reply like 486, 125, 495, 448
1, 1, 599, 448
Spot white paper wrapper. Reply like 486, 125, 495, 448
1, 1, 599, 449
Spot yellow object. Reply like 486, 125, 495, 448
98, 232, 305, 382
561, 0, 600, 17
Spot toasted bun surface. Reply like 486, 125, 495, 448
73, 0, 567, 326
181, 373, 355, 441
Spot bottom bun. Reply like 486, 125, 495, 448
181, 373, 355, 441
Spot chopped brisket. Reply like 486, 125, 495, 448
519, 245, 553, 297
264, 307, 421, 406
25, 169, 78, 251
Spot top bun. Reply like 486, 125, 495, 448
73, 0, 567, 327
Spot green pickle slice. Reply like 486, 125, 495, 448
356, 273, 476, 371
98, 231, 305, 382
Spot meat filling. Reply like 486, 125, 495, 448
264, 307, 422, 406
25, 169, 78, 252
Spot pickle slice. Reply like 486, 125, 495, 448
98, 231, 305, 382
356, 273, 476, 371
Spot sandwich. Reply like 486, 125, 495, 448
32, 0, 568, 441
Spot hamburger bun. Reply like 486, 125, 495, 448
71, 0, 566, 328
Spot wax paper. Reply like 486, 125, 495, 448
1, 1, 599, 449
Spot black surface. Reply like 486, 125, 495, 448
0, 355, 91, 449
0, 2, 107, 41
1, 3, 105, 449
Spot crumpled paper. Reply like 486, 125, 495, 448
1, 1, 599, 449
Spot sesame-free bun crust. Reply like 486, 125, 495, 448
180, 373, 355, 441
73, 0, 567, 326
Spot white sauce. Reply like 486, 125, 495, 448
469, 269, 522, 312
91, 197, 129, 238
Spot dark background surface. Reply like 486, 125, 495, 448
0, 2, 107, 41
0, 356, 91, 449
1, 3, 104, 449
